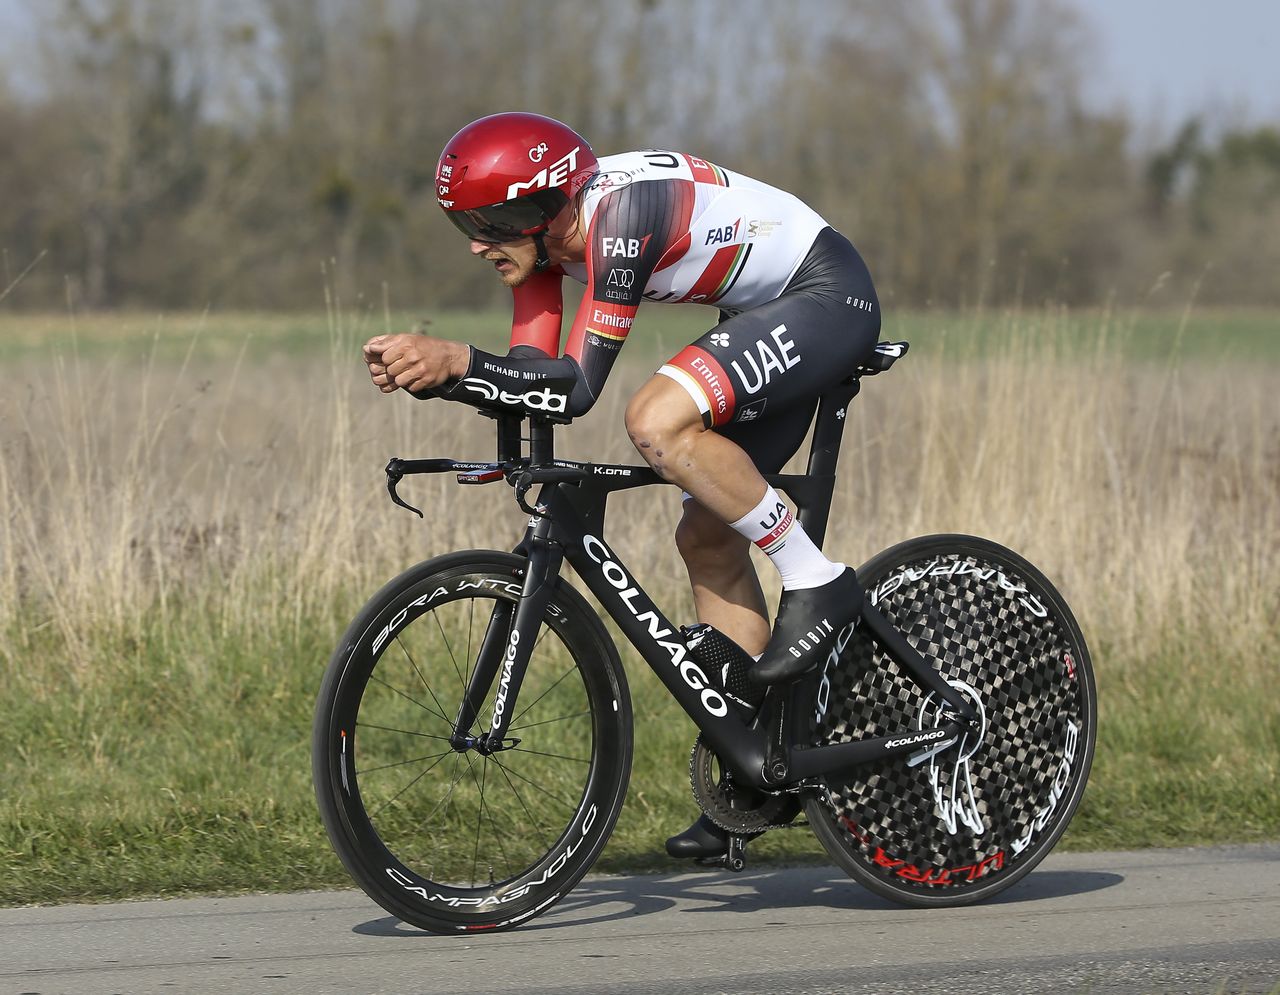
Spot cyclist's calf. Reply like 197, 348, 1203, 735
675, 502, 771, 657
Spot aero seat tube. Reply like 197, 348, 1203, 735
796, 377, 860, 548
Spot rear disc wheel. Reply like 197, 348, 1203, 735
803, 534, 1096, 906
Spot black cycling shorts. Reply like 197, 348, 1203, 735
657, 226, 880, 472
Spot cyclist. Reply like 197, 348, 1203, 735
363, 112, 880, 860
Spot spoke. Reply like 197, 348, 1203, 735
356, 721, 453, 742
464, 597, 476, 695
492, 755, 555, 853
367, 749, 454, 821
367, 674, 451, 727
509, 662, 579, 728
358, 750, 453, 775
433, 606, 470, 699
408, 752, 473, 835
394, 634, 455, 731
508, 745, 592, 764
470, 755, 488, 888
509, 709, 592, 733
475, 758, 517, 881
489, 754, 580, 813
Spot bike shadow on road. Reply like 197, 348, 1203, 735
351, 864, 1124, 937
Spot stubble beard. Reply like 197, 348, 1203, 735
500, 266, 532, 288
485, 251, 533, 288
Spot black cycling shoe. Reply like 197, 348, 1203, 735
750, 567, 863, 686
665, 795, 804, 859
666, 815, 743, 859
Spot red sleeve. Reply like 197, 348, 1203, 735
509, 267, 565, 355
561, 181, 693, 399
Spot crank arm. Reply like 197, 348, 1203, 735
694, 835, 748, 873
906, 736, 961, 768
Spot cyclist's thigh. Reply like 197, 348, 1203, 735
657, 234, 879, 431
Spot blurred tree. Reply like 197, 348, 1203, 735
27, 0, 211, 307
0, 0, 1275, 311
738, 0, 1138, 306
1144, 123, 1280, 304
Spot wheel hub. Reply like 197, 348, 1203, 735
915, 680, 989, 836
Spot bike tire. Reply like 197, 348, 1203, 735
312, 550, 632, 933
802, 534, 1096, 907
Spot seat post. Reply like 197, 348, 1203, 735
796, 376, 861, 548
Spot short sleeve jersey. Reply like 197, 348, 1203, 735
507, 150, 830, 412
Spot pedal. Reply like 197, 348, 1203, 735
692, 834, 748, 872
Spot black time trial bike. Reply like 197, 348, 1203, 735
311, 340, 1097, 934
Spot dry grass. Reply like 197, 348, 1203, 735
5, 311, 1275, 661
0, 307, 1277, 902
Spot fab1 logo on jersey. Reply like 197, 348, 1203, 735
600, 234, 652, 258
706, 219, 741, 245
731, 323, 800, 394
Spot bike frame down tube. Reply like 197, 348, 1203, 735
518, 477, 978, 789
539, 482, 775, 790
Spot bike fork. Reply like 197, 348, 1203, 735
453, 524, 563, 755
450, 599, 514, 747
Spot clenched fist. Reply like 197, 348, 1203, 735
363, 334, 470, 393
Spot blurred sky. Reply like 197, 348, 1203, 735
1, 0, 1277, 134
1073, 0, 1280, 130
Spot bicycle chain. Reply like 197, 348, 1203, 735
688, 736, 805, 834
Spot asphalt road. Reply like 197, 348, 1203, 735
2, 845, 1277, 995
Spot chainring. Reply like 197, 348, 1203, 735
688, 736, 801, 834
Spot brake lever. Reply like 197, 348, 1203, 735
515, 484, 545, 519
514, 466, 588, 518
385, 458, 424, 518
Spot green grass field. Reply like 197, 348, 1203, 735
1, 303, 1276, 365
1, 306, 1277, 906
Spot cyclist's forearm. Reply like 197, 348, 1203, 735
429, 345, 597, 416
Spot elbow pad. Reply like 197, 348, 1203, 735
437, 347, 591, 418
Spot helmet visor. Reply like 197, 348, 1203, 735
445, 198, 551, 244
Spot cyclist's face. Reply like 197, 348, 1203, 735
470, 237, 537, 288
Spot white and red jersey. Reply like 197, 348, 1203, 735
504, 150, 832, 412
564, 150, 829, 311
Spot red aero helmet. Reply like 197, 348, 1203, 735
437, 112, 598, 243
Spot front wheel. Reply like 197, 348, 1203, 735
312, 551, 633, 933
803, 534, 1097, 907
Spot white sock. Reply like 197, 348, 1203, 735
729, 487, 844, 590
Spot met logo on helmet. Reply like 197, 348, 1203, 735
507, 146, 583, 200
